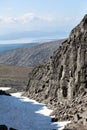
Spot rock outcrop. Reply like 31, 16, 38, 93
25, 15, 87, 129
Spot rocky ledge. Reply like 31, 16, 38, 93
25, 15, 87, 130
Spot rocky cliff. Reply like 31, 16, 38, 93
25, 15, 87, 128
26, 15, 87, 102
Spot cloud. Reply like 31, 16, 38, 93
0, 12, 54, 25
20, 13, 36, 23
0, 16, 12, 24
0, 12, 74, 28
0, 12, 75, 37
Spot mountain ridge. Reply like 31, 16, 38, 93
0, 39, 64, 67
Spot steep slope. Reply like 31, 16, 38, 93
26, 15, 87, 102
0, 40, 64, 67
25, 15, 87, 126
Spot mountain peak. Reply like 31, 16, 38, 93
69, 15, 87, 42
81, 14, 87, 27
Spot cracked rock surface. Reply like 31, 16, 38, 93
25, 15, 87, 130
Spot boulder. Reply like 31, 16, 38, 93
0, 125, 8, 130
0, 90, 11, 96
51, 117, 58, 122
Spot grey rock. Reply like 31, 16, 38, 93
74, 114, 82, 122
25, 15, 87, 127
26, 14, 87, 103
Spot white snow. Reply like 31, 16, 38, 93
0, 87, 11, 91
0, 88, 70, 130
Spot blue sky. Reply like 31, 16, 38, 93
0, 0, 87, 43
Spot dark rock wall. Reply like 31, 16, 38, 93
26, 15, 87, 104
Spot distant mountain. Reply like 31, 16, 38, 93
0, 43, 39, 54
0, 39, 65, 67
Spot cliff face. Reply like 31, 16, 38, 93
26, 15, 87, 104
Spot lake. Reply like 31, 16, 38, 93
0, 87, 70, 130
0, 43, 39, 54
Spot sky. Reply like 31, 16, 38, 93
0, 0, 87, 43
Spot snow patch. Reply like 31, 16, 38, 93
0, 92, 70, 130
36, 106, 53, 116
0, 87, 11, 91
